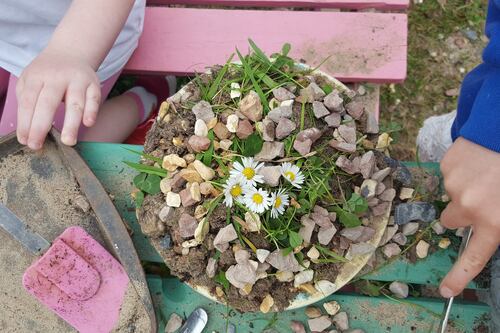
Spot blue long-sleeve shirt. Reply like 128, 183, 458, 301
452, 0, 500, 152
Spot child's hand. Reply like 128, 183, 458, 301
439, 137, 500, 297
16, 47, 101, 149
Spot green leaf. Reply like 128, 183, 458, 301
336, 208, 363, 228
134, 190, 144, 208
123, 147, 163, 164
133, 173, 147, 188
282, 43, 291, 56
315, 244, 348, 263
123, 161, 168, 177
202, 130, 215, 166
344, 193, 368, 214
242, 132, 263, 157
355, 280, 382, 297
322, 84, 333, 95
140, 174, 161, 194
214, 271, 230, 293
288, 230, 303, 248
248, 38, 271, 65
282, 247, 293, 256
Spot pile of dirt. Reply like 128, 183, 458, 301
136, 57, 400, 312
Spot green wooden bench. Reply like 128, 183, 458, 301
77, 142, 490, 332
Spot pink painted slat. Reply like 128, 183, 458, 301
124, 7, 408, 83
146, 0, 409, 10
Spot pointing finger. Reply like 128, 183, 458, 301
82, 82, 101, 127
439, 228, 499, 298
440, 202, 471, 230
16, 80, 43, 145
61, 82, 86, 146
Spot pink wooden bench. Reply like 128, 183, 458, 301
125, 0, 408, 115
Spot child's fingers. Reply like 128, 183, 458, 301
16, 80, 43, 145
439, 228, 499, 298
61, 83, 86, 146
27, 84, 65, 150
82, 82, 101, 127
439, 202, 471, 230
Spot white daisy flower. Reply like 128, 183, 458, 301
223, 177, 251, 207
230, 157, 264, 186
244, 188, 271, 214
280, 162, 305, 188
270, 188, 289, 219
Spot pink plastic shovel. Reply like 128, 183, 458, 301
0, 203, 130, 333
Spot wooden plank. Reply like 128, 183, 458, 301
147, 275, 490, 332
146, 0, 410, 10
124, 7, 408, 83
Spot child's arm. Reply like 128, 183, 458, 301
16, 0, 136, 149
439, 138, 500, 298
438, 0, 500, 298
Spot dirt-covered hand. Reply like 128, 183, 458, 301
16, 47, 101, 149
439, 137, 500, 297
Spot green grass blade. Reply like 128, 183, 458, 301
123, 147, 163, 164
207, 54, 235, 101
236, 48, 268, 112
248, 38, 271, 65
123, 161, 168, 177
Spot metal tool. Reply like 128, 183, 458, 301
179, 308, 208, 333
438, 227, 473, 333
0, 203, 50, 255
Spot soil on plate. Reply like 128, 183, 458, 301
137, 67, 389, 312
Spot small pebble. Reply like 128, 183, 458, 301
260, 294, 274, 313
188, 135, 211, 152
382, 243, 402, 258
438, 238, 451, 249
399, 187, 414, 200
392, 232, 407, 246
276, 270, 294, 282
323, 300, 341, 316
166, 192, 181, 207
290, 321, 306, 333
432, 221, 446, 235
73, 195, 90, 213
389, 281, 409, 298
402, 222, 419, 236
312, 101, 330, 118
332, 312, 349, 331
416, 240, 430, 259
226, 114, 239, 133
305, 306, 322, 318
192, 100, 215, 122
308, 316, 332, 332
165, 313, 183, 333
194, 119, 208, 137
394, 202, 437, 225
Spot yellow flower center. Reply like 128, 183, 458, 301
252, 193, 263, 204
242, 167, 255, 180
284, 171, 295, 181
274, 197, 282, 208
230, 185, 242, 197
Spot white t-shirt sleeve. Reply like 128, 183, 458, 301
0, 0, 145, 81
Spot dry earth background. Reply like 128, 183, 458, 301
380, 0, 488, 160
